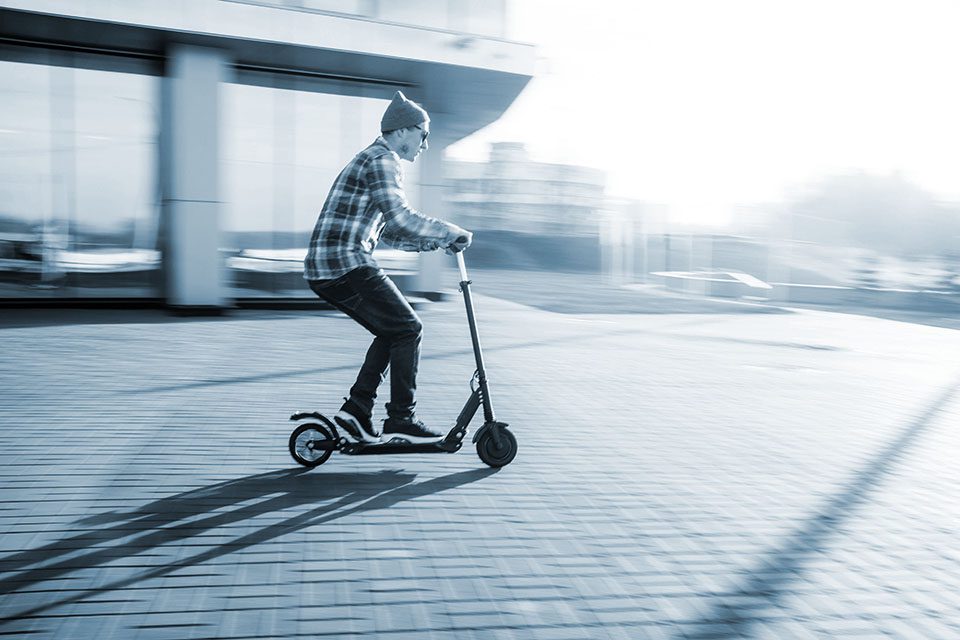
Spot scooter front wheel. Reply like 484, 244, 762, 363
289, 422, 335, 467
476, 428, 517, 468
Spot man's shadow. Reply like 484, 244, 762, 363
0, 466, 497, 625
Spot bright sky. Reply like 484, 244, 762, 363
447, 0, 960, 226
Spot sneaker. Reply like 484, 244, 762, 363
382, 417, 444, 444
334, 398, 380, 443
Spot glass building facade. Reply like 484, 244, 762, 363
0, 46, 161, 298
0, 48, 426, 301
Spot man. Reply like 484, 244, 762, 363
304, 91, 472, 445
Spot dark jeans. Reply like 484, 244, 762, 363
309, 266, 422, 422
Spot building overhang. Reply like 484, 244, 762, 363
0, 1, 535, 144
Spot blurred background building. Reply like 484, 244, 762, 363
442, 141, 614, 274
0, 0, 534, 309
446, 142, 606, 236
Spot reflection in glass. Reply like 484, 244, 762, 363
0, 51, 160, 298
0, 57, 53, 294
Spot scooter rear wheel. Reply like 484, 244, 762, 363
476, 428, 517, 468
289, 422, 335, 467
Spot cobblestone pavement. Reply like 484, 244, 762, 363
1, 291, 959, 639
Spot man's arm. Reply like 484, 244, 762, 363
379, 222, 440, 252
367, 154, 468, 248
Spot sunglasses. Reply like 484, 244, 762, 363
414, 125, 429, 142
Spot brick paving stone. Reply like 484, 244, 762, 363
2, 299, 960, 639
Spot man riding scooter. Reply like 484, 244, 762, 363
304, 91, 472, 445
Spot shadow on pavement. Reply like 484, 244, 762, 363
122, 330, 659, 394
122, 317, 791, 395
677, 374, 960, 639
0, 466, 498, 626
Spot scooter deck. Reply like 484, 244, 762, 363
342, 438, 462, 455
290, 411, 466, 456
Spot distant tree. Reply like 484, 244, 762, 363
852, 254, 881, 289
782, 172, 960, 256
940, 250, 960, 292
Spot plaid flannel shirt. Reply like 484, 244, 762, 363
304, 137, 455, 281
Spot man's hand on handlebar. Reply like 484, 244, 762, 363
445, 231, 473, 254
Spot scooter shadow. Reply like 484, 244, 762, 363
0, 466, 499, 624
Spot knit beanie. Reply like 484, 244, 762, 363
380, 91, 429, 133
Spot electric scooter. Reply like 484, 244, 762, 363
287, 248, 518, 469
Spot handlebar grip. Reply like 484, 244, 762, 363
448, 235, 469, 253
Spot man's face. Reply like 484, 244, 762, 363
399, 123, 429, 162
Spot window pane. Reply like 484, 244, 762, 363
0, 53, 160, 298
72, 67, 160, 295
0, 59, 53, 295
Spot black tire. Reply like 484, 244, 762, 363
289, 422, 335, 467
476, 428, 517, 468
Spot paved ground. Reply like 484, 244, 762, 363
1, 280, 960, 639
440, 269, 789, 316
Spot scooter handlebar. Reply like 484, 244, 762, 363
444, 235, 469, 281
447, 235, 469, 253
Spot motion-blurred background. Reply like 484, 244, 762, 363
2, 0, 958, 314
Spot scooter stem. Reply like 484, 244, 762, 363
456, 252, 496, 424
456, 251, 468, 282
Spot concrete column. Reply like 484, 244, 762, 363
415, 141, 449, 297
161, 44, 228, 310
